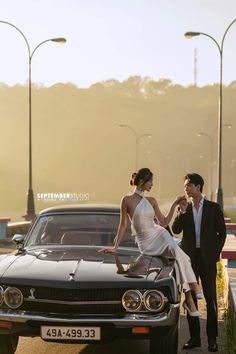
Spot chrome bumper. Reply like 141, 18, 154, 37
0, 304, 179, 328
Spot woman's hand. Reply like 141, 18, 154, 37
174, 195, 186, 206
178, 197, 188, 212
98, 247, 117, 254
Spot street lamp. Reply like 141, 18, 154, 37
0, 20, 66, 220
118, 124, 152, 170
230, 158, 236, 202
197, 132, 213, 200
197, 124, 232, 201
185, 18, 236, 211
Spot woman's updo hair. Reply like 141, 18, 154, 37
130, 168, 153, 186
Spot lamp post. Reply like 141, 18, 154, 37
197, 132, 213, 200
185, 19, 236, 211
197, 124, 232, 200
118, 124, 152, 171
0, 20, 66, 220
230, 158, 236, 202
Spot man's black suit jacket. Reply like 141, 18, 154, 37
172, 199, 226, 264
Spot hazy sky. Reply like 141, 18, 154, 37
1, 0, 236, 87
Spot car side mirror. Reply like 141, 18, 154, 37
12, 234, 25, 245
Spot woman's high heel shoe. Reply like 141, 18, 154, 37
182, 301, 199, 317
191, 283, 204, 300
196, 291, 204, 300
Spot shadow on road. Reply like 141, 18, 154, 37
78, 339, 148, 354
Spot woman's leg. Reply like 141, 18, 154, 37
190, 282, 203, 298
184, 290, 199, 316
174, 246, 196, 280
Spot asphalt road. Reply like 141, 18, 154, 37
15, 337, 149, 354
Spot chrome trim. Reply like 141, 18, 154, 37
4, 287, 24, 309
0, 303, 179, 327
121, 289, 169, 313
24, 299, 121, 305
122, 289, 143, 312
143, 290, 166, 312
0, 286, 4, 306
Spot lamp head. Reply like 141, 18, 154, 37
197, 132, 203, 136
185, 32, 201, 39
51, 37, 67, 44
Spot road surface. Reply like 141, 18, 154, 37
15, 337, 148, 354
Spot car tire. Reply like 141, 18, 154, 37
0, 334, 19, 354
149, 322, 178, 354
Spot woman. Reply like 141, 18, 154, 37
100, 168, 203, 316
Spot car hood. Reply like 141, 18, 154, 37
0, 247, 175, 288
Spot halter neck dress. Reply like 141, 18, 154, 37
132, 194, 197, 291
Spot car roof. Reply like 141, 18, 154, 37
39, 204, 120, 215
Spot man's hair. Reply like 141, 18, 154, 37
184, 173, 204, 192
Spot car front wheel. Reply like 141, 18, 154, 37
0, 334, 19, 354
149, 323, 178, 354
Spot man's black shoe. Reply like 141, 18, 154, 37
182, 337, 201, 350
208, 338, 218, 352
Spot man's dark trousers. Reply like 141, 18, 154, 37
187, 248, 218, 340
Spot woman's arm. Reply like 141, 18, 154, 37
172, 210, 185, 234
151, 196, 185, 228
172, 199, 188, 234
99, 197, 128, 253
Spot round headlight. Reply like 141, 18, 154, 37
0, 286, 4, 306
4, 287, 23, 309
143, 290, 165, 311
122, 290, 142, 312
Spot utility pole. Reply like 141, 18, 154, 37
194, 47, 198, 86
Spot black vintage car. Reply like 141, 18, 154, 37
0, 205, 180, 354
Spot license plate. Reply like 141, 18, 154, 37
41, 326, 101, 340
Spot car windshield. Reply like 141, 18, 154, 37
25, 213, 137, 248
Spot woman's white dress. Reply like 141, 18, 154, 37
132, 196, 197, 291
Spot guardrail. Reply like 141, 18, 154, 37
221, 229, 236, 267
7, 221, 31, 238
0, 217, 11, 239
222, 220, 236, 266
226, 223, 236, 235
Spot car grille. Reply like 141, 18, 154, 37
23, 302, 124, 315
18, 286, 128, 315
29, 287, 125, 301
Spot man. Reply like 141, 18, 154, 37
172, 173, 226, 352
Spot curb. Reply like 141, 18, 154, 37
0, 238, 15, 247
227, 268, 236, 315
222, 258, 236, 316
